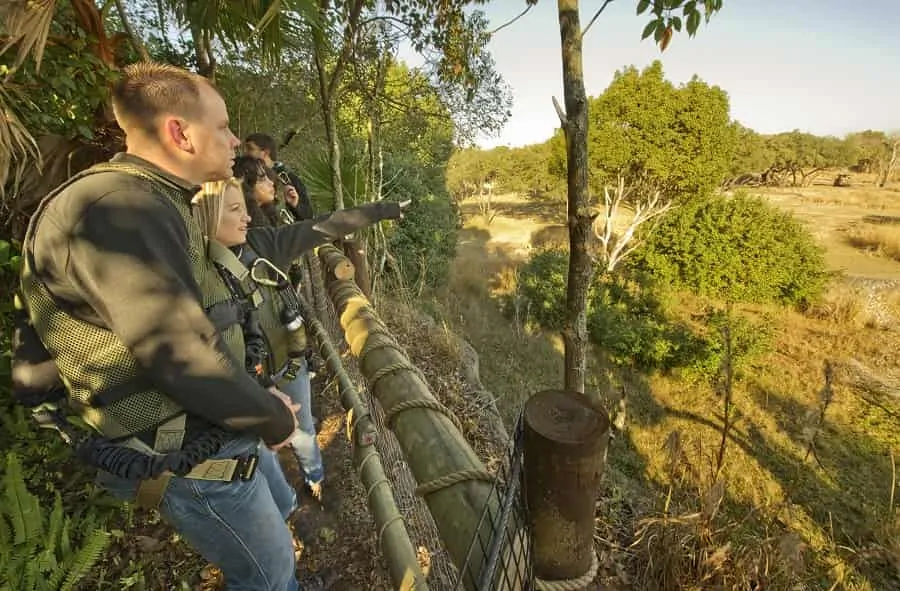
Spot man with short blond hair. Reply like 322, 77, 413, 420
16, 62, 330, 590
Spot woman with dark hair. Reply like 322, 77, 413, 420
233, 155, 297, 227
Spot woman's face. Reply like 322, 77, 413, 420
216, 185, 251, 247
252, 169, 276, 205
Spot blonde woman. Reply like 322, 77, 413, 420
193, 179, 407, 505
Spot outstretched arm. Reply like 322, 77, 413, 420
248, 200, 409, 269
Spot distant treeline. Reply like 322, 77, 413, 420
447, 61, 898, 201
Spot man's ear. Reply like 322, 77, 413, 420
164, 117, 194, 153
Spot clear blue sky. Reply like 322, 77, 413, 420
400, 0, 900, 148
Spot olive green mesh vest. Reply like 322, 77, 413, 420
20, 163, 246, 439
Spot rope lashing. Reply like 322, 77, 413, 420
534, 551, 600, 591
415, 468, 495, 497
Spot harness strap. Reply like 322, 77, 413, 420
208, 240, 263, 308
134, 455, 259, 509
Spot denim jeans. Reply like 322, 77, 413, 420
277, 360, 324, 485
95, 436, 299, 591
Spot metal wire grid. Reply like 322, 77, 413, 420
454, 415, 533, 591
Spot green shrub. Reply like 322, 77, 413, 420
632, 192, 828, 307
387, 191, 459, 290
680, 307, 774, 384
515, 248, 570, 330
587, 279, 703, 371
515, 250, 704, 371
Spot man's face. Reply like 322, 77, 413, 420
180, 85, 240, 182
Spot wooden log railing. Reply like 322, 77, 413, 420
296, 278, 427, 590
318, 244, 499, 590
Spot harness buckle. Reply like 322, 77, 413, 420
232, 453, 259, 482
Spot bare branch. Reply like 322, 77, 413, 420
593, 175, 674, 272
115, 0, 150, 61
552, 95, 566, 125
581, 0, 615, 39
489, 4, 534, 36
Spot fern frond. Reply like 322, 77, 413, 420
3, 453, 43, 545
45, 493, 63, 557
0, 512, 11, 550
59, 528, 109, 591
59, 516, 71, 558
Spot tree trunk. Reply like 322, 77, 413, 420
114, 0, 150, 61
191, 26, 215, 81
557, 0, 593, 394
878, 141, 899, 188
315, 51, 345, 210
311, 0, 364, 212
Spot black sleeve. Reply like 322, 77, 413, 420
287, 171, 314, 221
11, 291, 67, 408
66, 190, 295, 445
248, 201, 402, 269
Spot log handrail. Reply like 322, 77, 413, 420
319, 247, 499, 589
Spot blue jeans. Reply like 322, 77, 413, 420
278, 360, 324, 485
96, 436, 299, 591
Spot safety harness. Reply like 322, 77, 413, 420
15, 162, 268, 509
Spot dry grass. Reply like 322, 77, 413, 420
805, 281, 900, 329
421, 193, 900, 590
846, 222, 900, 261
755, 184, 900, 280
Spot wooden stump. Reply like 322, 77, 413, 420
318, 243, 356, 281
523, 389, 609, 582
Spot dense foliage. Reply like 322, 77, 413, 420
632, 192, 829, 307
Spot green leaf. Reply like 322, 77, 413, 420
641, 19, 660, 40
637, 0, 651, 15
686, 9, 701, 34
671, 16, 683, 31
682, 0, 697, 15
654, 21, 666, 41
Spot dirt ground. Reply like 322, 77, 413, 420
278, 372, 392, 590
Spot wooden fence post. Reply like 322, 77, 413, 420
523, 389, 609, 587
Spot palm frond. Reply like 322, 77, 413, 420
161, 0, 322, 70
0, 83, 41, 203
0, 0, 58, 74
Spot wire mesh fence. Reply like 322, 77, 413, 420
305, 251, 459, 588
454, 416, 533, 591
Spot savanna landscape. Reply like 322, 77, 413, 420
1, 1, 899, 590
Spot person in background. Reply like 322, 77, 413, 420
244, 132, 314, 221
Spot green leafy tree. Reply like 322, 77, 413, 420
551, 0, 724, 394
552, 60, 737, 199
632, 192, 828, 306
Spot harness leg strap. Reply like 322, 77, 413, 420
136, 473, 172, 510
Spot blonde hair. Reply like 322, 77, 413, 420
192, 178, 242, 241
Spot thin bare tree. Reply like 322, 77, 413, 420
593, 175, 674, 274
